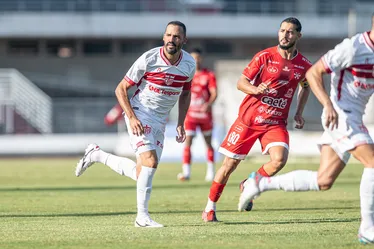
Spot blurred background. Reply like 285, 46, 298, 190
0, 0, 373, 160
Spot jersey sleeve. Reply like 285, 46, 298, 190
183, 66, 196, 90
321, 38, 354, 74
242, 51, 267, 84
124, 52, 147, 86
208, 72, 217, 90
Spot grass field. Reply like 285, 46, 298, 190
0, 157, 366, 249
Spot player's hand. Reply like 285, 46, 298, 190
200, 103, 211, 112
176, 125, 186, 143
294, 114, 305, 129
256, 82, 270, 95
129, 117, 144, 136
324, 104, 339, 130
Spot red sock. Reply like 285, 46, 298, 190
207, 148, 214, 163
183, 146, 191, 164
208, 181, 226, 202
257, 165, 270, 177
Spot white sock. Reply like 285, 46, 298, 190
259, 170, 320, 192
91, 149, 137, 181
182, 164, 191, 177
137, 166, 157, 219
360, 168, 374, 232
205, 198, 216, 212
206, 162, 215, 176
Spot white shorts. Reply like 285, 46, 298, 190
318, 111, 373, 164
124, 113, 165, 162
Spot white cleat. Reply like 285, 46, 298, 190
134, 216, 164, 228
238, 172, 261, 212
359, 227, 374, 244
75, 143, 100, 177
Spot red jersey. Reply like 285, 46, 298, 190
239, 46, 311, 129
186, 68, 217, 122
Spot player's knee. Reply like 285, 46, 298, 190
140, 153, 158, 168
221, 157, 240, 173
270, 155, 288, 170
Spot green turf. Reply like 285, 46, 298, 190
0, 157, 366, 249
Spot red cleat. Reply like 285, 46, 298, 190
202, 210, 219, 222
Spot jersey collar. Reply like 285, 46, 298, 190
160, 47, 183, 66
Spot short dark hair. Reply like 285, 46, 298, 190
281, 17, 302, 32
190, 48, 203, 54
166, 21, 187, 36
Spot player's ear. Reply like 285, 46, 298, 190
183, 37, 188, 45
298, 32, 302, 39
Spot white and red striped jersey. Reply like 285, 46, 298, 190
322, 31, 374, 116
124, 47, 196, 123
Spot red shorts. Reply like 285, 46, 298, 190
184, 118, 213, 136
219, 118, 289, 160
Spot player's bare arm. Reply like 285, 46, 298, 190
305, 60, 338, 130
115, 78, 144, 136
294, 84, 310, 129
237, 75, 269, 95
176, 90, 191, 143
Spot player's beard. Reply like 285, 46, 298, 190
278, 40, 296, 50
164, 42, 181, 55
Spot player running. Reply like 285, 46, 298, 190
202, 17, 311, 222
75, 21, 195, 228
239, 14, 374, 245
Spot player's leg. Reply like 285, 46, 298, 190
201, 120, 214, 182
75, 143, 138, 180
351, 144, 374, 240
203, 119, 257, 221
178, 120, 196, 181
238, 144, 346, 211
135, 125, 165, 228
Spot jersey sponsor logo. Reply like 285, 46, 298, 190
254, 116, 279, 125
267, 66, 278, 74
284, 88, 294, 98
282, 66, 291, 72
258, 106, 283, 116
148, 85, 180, 96
294, 72, 301, 80
294, 64, 305, 69
261, 96, 288, 109
143, 125, 152, 135
278, 80, 289, 85
268, 60, 280, 64
354, 81, 374, 90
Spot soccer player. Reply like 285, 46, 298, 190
177, 48, 218, 182
238, 14, 374, 244
202, 17, 311, 222
75, 21, 196, 228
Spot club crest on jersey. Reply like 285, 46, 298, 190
267, 66, 278, 74
164, 75, 175, 85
